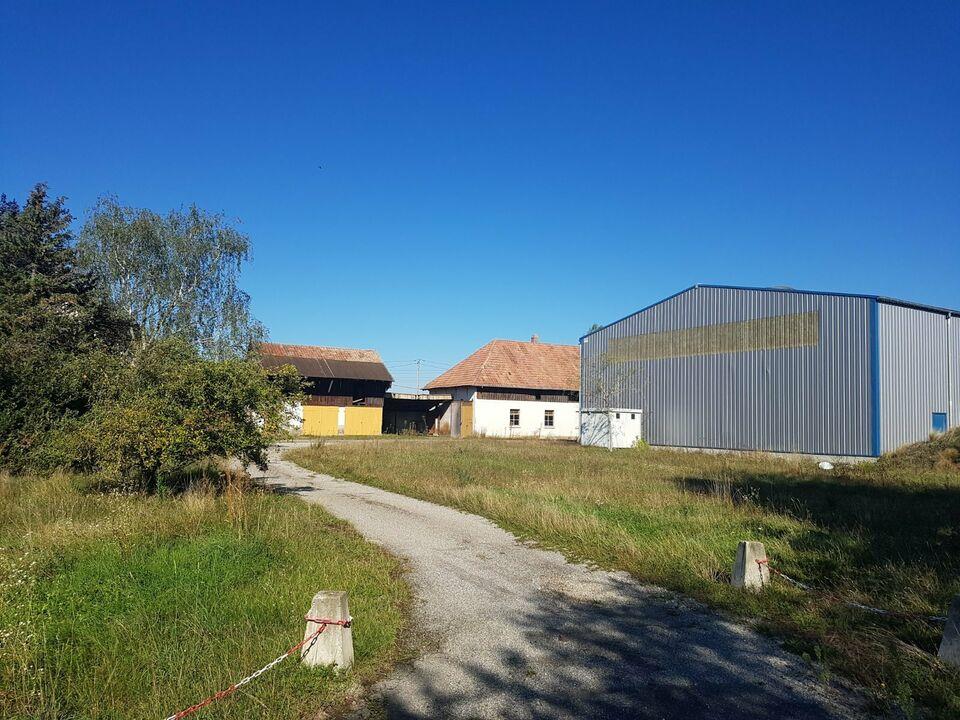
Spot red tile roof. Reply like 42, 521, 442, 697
258, 343, 392, 382
424, 339, 579, 392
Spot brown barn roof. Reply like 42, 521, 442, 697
424, 339, 579, 392
258, 343, 393, 382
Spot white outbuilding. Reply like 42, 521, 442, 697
425, 336, 580, 439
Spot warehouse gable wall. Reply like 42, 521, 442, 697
878, 304, 957, 452
581, 286, 873, 456
953, 317, 960, 432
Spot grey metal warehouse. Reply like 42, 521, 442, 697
580, 285, 959, 457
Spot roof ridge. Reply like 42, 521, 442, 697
490, 338, 578, 349
262, 341, 380, 353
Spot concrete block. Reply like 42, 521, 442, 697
731, 541, 769, 591
301, 591, 354, 670
938, 595, 960, 668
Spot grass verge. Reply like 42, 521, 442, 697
0, 471, 410, 720
287, 437, 960, 719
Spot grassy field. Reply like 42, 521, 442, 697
288, 437, 960, 719
0, 471, 410, 720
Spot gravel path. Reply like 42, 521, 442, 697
259, 447, 871, 720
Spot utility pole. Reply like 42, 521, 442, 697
415, 359, 424, 394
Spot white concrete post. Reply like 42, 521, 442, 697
731, 541, 769, 590
938, 595, 960, 668
301, 591, 354, 670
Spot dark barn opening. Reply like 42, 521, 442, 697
382, 393, 451, 434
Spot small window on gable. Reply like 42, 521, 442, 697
544, 409, 554, 427
932, 412, 948, 433
631, 413, 636, 420
509, 408, 520, 427
615, 412, 620, 419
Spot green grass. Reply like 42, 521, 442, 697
0, 472, 410, 720
287, 437, 960, 719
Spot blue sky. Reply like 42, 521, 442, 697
3, 2, 958, 392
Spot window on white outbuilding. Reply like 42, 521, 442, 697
509, 408, 520, 427
544, 409, 554, 427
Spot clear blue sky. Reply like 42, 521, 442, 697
3, 2, 958, 392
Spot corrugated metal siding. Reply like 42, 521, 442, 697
952, 316, 960, 431
878, 304, 954, 452
581, 286, 873, 456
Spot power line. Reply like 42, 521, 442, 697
385, 358, 453, 391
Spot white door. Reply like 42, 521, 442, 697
610, 410, 642, 448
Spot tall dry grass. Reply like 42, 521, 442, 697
288, 438, 960, 719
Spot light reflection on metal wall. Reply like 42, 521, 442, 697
606, 311, 819, 362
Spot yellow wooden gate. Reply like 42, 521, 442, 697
460, 401, 473, 437
344, 406, 383, 436
301, 406, 339, 436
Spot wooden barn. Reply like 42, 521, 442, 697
259, 343, 393, 436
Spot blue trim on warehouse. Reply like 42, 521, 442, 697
699, 284, 960, 317
870, 298, 882, 458
580, 283, 960, 343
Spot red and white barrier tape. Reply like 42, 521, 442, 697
163, 616, 352, 720
757, 559, 948, 623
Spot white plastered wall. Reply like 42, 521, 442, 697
286, 402, 304, 432
473, 398, 579, 439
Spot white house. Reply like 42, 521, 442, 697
424, 336, 580, 439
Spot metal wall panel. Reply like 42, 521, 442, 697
581, 286, 874, 456
952, 316, 960, 432
878, 304, 955, 452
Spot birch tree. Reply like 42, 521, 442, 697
79, 197, 264, 358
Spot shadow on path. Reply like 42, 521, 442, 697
382, 576, 865, 720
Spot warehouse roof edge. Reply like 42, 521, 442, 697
580, 284, 960, 343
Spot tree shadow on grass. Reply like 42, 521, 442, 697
678, 472, 960, 553
82, 461, 256, 496
674, 471, 960, 606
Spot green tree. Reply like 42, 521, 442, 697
1, 186, 299, 483
78, 197, 264, 359
73, 339, 301, 491
0, 185, 132, 470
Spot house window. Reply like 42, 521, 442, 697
509, 408, 520, 427
932, 412, 948, 433
615, 412, 620, 419
544, 409, 554, 427
630, 413, 636, 420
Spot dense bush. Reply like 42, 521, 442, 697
70, 340, 300, 490
67, 339, 300, 490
